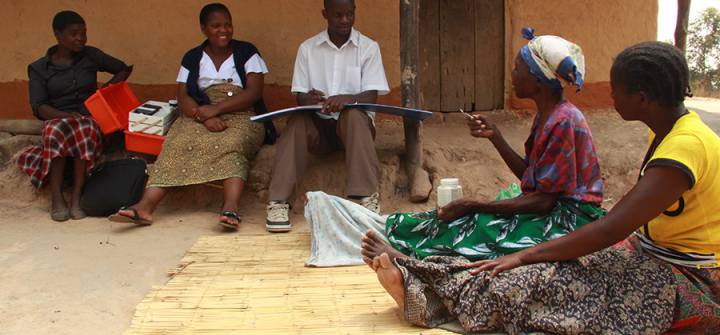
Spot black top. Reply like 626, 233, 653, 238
28, 45, 130, 120
180, 39, 276, 144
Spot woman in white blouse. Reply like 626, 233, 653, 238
109, 3, 273, 228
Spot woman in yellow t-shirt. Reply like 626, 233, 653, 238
362, 41, 720, 334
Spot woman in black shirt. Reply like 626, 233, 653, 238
16, 11, 131, 221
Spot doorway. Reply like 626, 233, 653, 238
418, 0, 505, 112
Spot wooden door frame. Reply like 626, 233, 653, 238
400, 0, 430, 202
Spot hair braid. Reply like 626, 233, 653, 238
612, 41, 690, 107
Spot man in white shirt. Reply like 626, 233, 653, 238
266, 0, 390, 232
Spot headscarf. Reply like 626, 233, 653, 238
520, 27, 585, 92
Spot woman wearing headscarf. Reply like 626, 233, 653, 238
364, 40, 720, 335
361, 28, 604, 263
17, 11, 132, 221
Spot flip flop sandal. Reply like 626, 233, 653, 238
51, 208, 70, 222
70, 208, 87, 220
108, 207, 152, 225
219, 211, 242, 229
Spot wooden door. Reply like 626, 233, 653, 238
419, 0, 504, 112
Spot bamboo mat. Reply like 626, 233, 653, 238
124, 233, 453, 334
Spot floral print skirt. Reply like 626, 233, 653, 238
619, 235, 720, 335
386, 197, 605, 261
397, 245, 676, 334
147, 84, 264, 187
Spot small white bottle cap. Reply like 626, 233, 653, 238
440, 178, 459, 186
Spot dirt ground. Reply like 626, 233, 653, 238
0, 98, 718, 335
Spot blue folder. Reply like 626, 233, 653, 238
250, 103, 433, 122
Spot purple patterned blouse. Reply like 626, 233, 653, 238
521, 100, 603, 204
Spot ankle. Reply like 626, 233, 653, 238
52, 198, 67, 209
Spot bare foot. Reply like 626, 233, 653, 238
373, 253, 405, 312
51, 195, 68, 212
361, 229, 410, 268
69, 189, 83, 210
116, 205, 153, 223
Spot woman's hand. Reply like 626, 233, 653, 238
193, 104, 221, 123
68, 112, 85, 120
467, 113, 498, 139
203, 117, 228, 132
466, 252, 527, 278
437, 198, 482, 221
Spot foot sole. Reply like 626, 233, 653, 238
266, 221, 291, 233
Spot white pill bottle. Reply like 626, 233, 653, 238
437, 178, 463, 208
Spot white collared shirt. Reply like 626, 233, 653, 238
177, 52, 268, 89
291, 28, 390, 121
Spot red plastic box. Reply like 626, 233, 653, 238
124, 131, 165, 156
84, 82, 165, 155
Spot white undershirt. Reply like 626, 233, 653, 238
177, 52, 268, 90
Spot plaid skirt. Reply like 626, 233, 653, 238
15, 117, 103, 190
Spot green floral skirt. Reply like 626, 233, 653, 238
386, 186, 606, 261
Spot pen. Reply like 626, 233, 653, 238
459, 108, 474, 120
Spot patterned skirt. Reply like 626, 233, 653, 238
386, 198, 605, 261
15, 117, 103, 190
619, 235, 720, 335
398, 245, 677, 334
147, 84, 264, 187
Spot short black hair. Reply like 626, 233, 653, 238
612, 41, 691, 107
324, 0, 355, 10
200, 3, 230, 25
52, 11, 85, 32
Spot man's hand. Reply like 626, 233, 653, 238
203, 117, 228, 132
305, 89, 327, 106
321, 95, 355, 114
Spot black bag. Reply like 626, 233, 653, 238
80, 158, 147, 216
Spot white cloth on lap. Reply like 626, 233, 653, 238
304, 191, 389, 267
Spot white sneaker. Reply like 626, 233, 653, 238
359, 192, 380, 215
266, 201, 291, 233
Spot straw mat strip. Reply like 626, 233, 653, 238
124, 233, 453, 334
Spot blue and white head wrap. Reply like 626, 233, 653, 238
520, 27, 585, 92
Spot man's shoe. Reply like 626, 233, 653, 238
359, 192, 380, 215
266, 201, 291, 233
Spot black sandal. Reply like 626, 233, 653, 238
109, 207, 152, 225
219, 211, 242, 229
